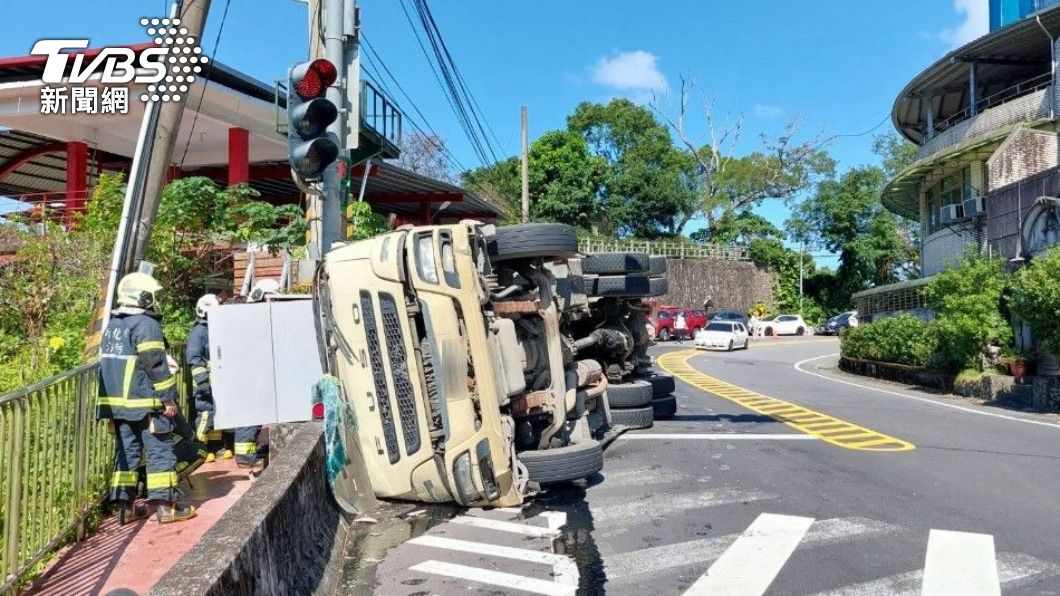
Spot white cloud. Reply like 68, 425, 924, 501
590, 50, 669, 98
938, 0, 989, 47
753, 104, 784, 119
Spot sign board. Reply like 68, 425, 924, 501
209, 298, 323, 429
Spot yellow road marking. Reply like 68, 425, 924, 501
656, 350, 915, 453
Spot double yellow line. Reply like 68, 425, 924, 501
657, 350, 915, 452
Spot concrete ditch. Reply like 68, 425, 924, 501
150, 421, 349, 596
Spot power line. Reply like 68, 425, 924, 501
178, 0, 231, 168
361, 34, 468, 172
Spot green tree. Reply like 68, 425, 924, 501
792, 166, 917, 306
872, 132, 917, 178
568, 98, 698, 237
925, 251, 1011, 371
693, 210, 784, 246
1010, 246, 1060, 354
653, 77, 834, 240
461, 157, 521, 222
527, 131, 606, 228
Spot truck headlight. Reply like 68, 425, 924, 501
452, 451, 480, 505
416, 233, 438, 284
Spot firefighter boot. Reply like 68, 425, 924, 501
116, 503, 149, 526
156, 502, 197, 524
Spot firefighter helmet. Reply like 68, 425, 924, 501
116, 272, 162, 309
195, 293, 220, 318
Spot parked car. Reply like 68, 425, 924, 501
760, 314, 810, 336
693, 321, 750, 351
655, 307, 708, 341
817, 311, 859, 336
708, 310, 749, 326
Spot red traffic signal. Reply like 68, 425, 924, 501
293, 59, 337, 100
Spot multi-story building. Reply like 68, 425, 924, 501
855, 2, 1060, 318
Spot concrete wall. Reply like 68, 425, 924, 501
922, 228, 978, 276
985, 167, 1060, 259
151, 422, 348, 596
987, 128, 1058, 191
661, 258, 773, 311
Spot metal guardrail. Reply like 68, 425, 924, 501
578, 238, 749, 261
0, 346, 191, 592
930, 72, 1053, 138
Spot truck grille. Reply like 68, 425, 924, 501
360, 291, 399, 463
379, 293, 421, 454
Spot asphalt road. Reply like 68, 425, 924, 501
364, 337, 1060, 595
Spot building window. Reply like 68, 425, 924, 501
925, 166, 974, 235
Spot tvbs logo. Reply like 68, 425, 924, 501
31, 17, 208, 114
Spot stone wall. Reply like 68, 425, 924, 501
661, 258, 774, 312
1031, 377, 1060, 411
151, 422, 348, 596
838, 356, 952, 392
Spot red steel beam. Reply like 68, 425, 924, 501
64, 141, 88, 225
228, 127, 250, 185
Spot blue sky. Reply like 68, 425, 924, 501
3, 0, 990, 261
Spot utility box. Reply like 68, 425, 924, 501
209, 297, 323, 429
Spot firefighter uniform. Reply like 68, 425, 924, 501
234, 425, 262, 467
97, 309, 181, 503
186, 318, 225, 448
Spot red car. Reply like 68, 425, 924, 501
654, 307, 708, 341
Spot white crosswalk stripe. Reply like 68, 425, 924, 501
921, 529, 1000, 596
682, 513, 813, 595
409, 560, 577, 596
591, 487, 774, 523
811, 552, 1060, 596
605, 516, 902, 583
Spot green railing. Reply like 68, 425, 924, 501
578, 238, 748, 261
0, 345, 191, 593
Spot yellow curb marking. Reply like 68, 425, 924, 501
656, 350, 915, 453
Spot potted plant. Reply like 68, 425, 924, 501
1009, 347, 1034, 379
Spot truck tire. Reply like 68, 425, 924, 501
651, 395, 677, 419
581, 252, 650, 275
606, 380, 653, 408
637, 372, 675, 398
488, 223, 579, 262
518, 440, 604, 484
589, 274, 651, 297
648, 255, 667, 276
647, 277, 668, 297
610, 405, 653, 429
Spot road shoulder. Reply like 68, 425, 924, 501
795, 353, 1060, 428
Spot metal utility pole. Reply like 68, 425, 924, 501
130, 0, 212, 265
799, 240, 805, 313
521, 106, 529, 223
305, 0, 359, 255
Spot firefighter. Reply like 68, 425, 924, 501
98, 272, 196, 524
186, 293, 233, 462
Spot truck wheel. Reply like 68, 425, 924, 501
606, 380, 653, 408
518, 440, 604, 484
488, 223, 579, 262
581, 252, 650, 275
589, 274, 651, 297
648, 255, 667, 276
637, 372, 675, 398
651, 395, 677, 419
647, 277, 668, 297
610, 405, 653, 429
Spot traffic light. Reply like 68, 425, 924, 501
287, 59, 340, 181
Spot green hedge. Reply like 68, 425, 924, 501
840, 315, 938, 368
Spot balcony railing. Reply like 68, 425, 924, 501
0, 191, 91, 234
359, 79, 402, 159
929, 72, 1053, 139
577, 238, 748, 261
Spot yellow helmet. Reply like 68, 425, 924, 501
117, 272, 162, 309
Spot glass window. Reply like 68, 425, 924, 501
706, 322, 732, 332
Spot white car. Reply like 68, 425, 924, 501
761, 314, 810, 337
694, 321, 750, 351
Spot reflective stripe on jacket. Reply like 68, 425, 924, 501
96, 310, 176, 421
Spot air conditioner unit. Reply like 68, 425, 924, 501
940, 204, 962, 223
963, 196, 985, 217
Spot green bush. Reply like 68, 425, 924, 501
841, 315, 938, 368
924, 251, 1011, 371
